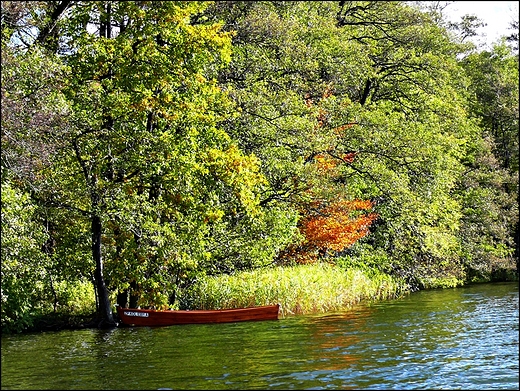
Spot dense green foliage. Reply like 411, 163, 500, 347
1, 1, 518, 333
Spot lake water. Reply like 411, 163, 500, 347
1, 282, 518, 390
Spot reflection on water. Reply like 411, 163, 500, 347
2, 282, 518, 390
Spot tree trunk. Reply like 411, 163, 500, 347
360, 78, 372, 105
36, 1, 73, 52
92, 212, 117, 328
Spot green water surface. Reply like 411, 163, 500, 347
2, 282, 518, 390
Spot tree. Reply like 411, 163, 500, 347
458, 42, 519, 276
206, 1, 481, 288
2, 1, 272, 326
1, 180, 49, 332
461, 43, 519, 172
457, 136, 518, 280
205, 1, 379, 259
1, 27, 83, 331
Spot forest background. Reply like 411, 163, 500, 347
1, 1, 518, 333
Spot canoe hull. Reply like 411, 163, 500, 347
116, 304, 280, 327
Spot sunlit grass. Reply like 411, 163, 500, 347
418, 276, 465, 289
180, 263, 409, 316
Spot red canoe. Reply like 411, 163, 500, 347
116, 304, 280, 327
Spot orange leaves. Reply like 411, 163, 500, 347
302, 209, 377, 252
305, 85, 333, 127
302, 199, 377, 251
342, 152, 357, 163
294, 86, 372, 264
280, 199, 378, 264
315, 154, 339, 173
333, 122, 356, 136
313, 152, 357, 175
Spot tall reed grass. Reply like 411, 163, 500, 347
180, 263, 408, 316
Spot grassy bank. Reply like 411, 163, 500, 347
10, 261, 516, 334
179, 263, 409, 316
1, 263, 408, 333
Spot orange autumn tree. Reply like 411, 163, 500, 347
283, 85, 378, 264
299, 199, 378, 260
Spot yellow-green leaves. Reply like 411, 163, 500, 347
205, 144, 267, 216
